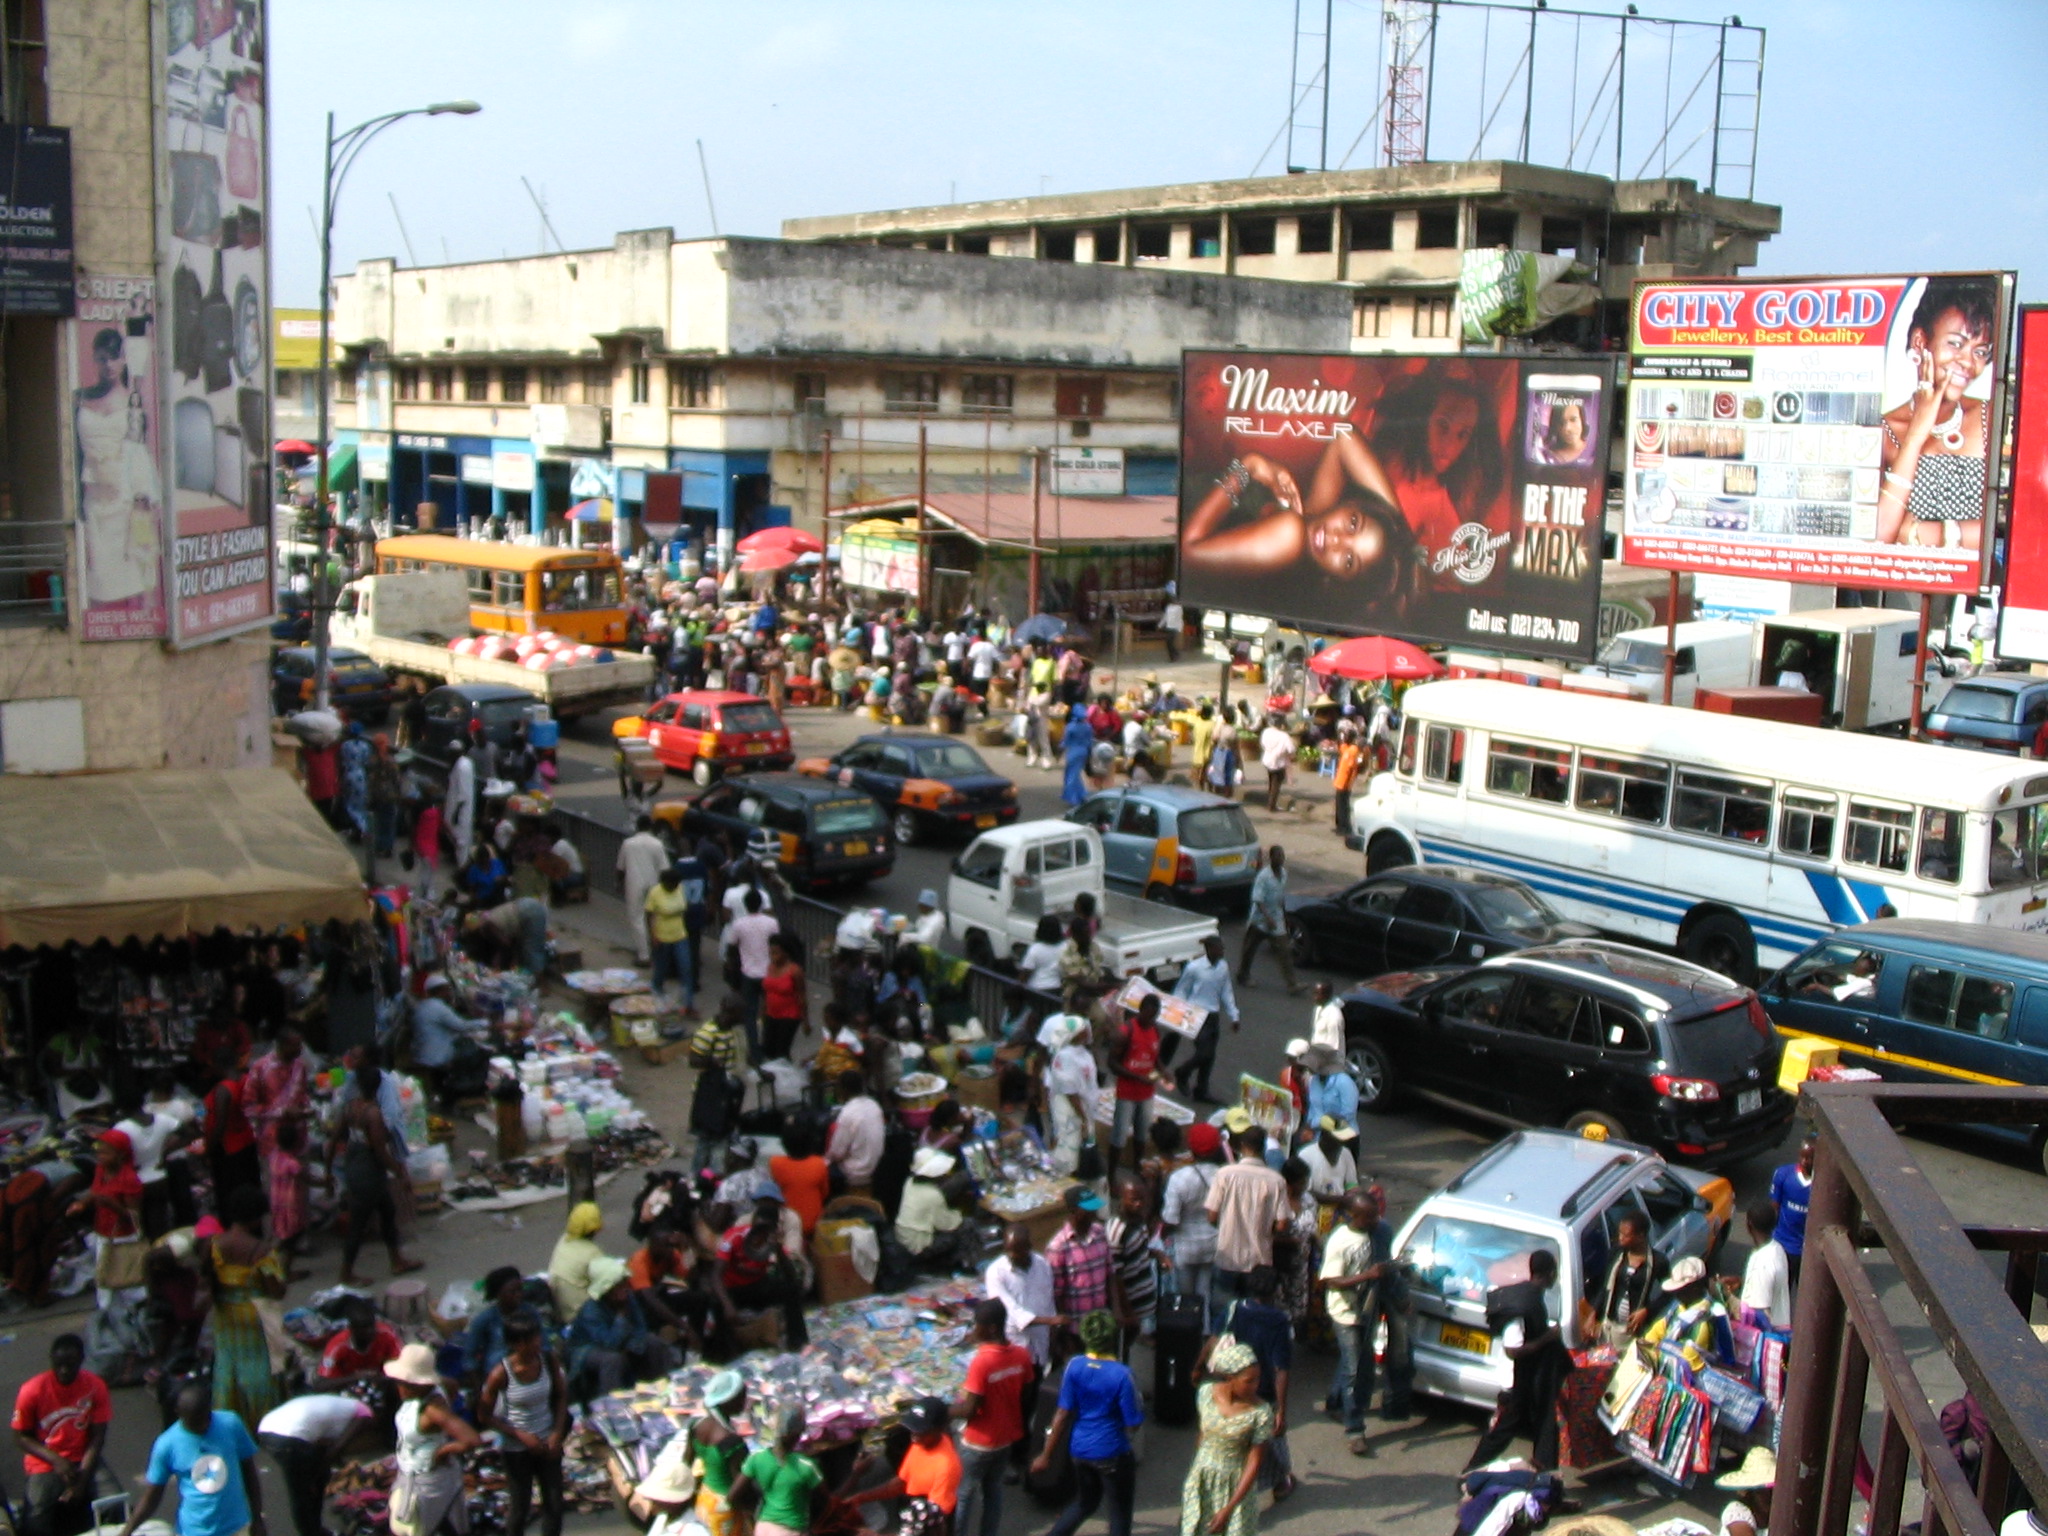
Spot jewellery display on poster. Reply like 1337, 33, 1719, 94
0, 125, 75, 317
71, 276, 167, 640
159, 0, 273, 645
1622, 273, 2014, 596
1178, 350, 1611, 662
1998, 308, 2048, 663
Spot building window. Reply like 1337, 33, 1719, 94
957, 233, 990, 255
1055, 376, 1105, 420
1415, 296, 1454, 338
1347, 209, 1394, 251
1042, 230, 1076, 262
500, 366, 528, 403
583, 365, 611, 405
1296, 211, 1333, 254
1092, 225, 1121, 262
395, 366, 420, 401
669, 364, 716, 409
1353, 296, 1394, 338
793, 372, 827, 409
1190, 219, 1222, 259
463, 366, 490, 402
1416, 207, 1459, 248
1541, 216, 1581, 257
1475, 209, 1518, 248
1135, 223, 1172, 260
961, 374, 1013, 413
336, 366, 357, 403
1235, 216, 1276, 257
883, 371, 940, 413
426, 366, 453, 401
539, 367, 570, 404
629, 363, 651, 404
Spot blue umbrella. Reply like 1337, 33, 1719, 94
1014, 612, 1075, 644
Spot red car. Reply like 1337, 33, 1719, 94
615, 690, 792, 784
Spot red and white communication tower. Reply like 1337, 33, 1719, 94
1382, 0, 1432, 165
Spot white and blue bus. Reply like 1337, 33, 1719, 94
1351, 679, 2048, 981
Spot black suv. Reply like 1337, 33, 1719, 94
1341, 940, 1792, 1166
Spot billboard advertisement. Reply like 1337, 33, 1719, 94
1622, 273, 2012, 596
159, 0, 272, 645
71, 276, 167, 640
0, 125, 75, 317
1177, 350, 1611, 661
1998, 307, 2048, 663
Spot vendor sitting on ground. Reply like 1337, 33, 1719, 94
710, 1187, 809, 1354
896, 1147, 969, 1273
542, 818, 588, 904
318, 1295, 403, 1417
569, 1256, 679, 1395
408, 974, 490, 1103
465, 1265, 549, 1382
548, 1201, 609, 1319
628, 1224, 710, 1353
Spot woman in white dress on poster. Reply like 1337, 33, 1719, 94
75, 325, 162, 607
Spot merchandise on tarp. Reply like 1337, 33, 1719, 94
0, 768, 368, 949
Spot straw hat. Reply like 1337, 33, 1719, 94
1662, 1255, 1708, 1292
1547, 1517, 1639, 1536
383, 1342, 439, 1386
635, 1435, 697, 1506
910, 1147, 956, 1180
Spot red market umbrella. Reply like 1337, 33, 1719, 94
737, 545, 802, 573
1308, 635, 1444, 682
736, 525, 823, 555
274, 439, 315, 457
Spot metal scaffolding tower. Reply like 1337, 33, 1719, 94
1287, 0, 1335, 172
1383, 0, 1434, 166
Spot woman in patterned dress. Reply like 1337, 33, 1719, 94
208, 1183, 285, 1424
1180, 1338, 1273, 1536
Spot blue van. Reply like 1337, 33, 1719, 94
1759, 918, 2048, 1168
1065, 784, 1261, 913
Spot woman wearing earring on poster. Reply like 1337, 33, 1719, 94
1877, 279, 1997, 550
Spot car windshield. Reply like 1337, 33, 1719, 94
1598, 638, 1665, 672
1937, 685, 2017, 723
719, 703, 783, 734
1179, 805, 1258, 850
476, 698, 534, 731
918, 744, 994, 777
814, 798, 885, 835
1400, 1213, 1560, 1314
1466, 881, 1562, 937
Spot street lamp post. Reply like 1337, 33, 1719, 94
311, 100, 480, 710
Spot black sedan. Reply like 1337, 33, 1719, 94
271, 646, 394, 721
798, 732, 1018, 845
1286, 864, 1593, 975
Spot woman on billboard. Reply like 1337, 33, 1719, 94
1877, 278, 1997, 549
1181, 369, 1505, 612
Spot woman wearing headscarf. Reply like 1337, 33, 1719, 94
71, 1127, 145, 1310
548, 1201, 608, 1318
567, 1256, 677, 1394
386, 1341, 481, 1536
1180, 1338, 1273, 1536
1061, 704, 1095, 808
690, 1371, 753, 1536
1033, 1310, 1143, 1536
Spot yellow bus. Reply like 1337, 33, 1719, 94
373, 535, 629, 645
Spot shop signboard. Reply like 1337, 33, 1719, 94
0, 125, 75, 317
1051, 447, 1125, 496
273, 308, 322, 370
70, 276, 167, 639
158, 0, 273, 644
1623, 273, 2013, 597
1998, 307, 2048, 663
1177, 349, 1611, 662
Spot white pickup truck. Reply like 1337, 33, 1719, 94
331, 569, 654, 719
946, 819, 1219, 984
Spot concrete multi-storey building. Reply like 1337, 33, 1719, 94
327, 234, 1351, 555
0, 0, 272, 774
782, 160, 1781, 353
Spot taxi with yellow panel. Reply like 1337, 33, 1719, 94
654, 773, 892, 890
1064, 784, 1262, 914
798, 732, 1018, 846
615, 689, 793, 785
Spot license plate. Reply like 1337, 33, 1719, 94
746, 742, 767, 754
842, 840, 869, 856
975, 814, 997, 827
1737, 1088, 1762, 1116
1211, 853, 1243, 868
1440, 1321, 1492, 1356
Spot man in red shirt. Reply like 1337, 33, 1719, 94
13, 1334, 112, 1532
711, 1191, 808, 1351
1109, 992, 1172, 1175
951, 1300, 1032, 1536
319, 1297, 403, 1415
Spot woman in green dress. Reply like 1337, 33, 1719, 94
208, 1183, 287, 1424
1180, 1339, 1273, 1536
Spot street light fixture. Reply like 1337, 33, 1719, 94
310, 101, 482, 709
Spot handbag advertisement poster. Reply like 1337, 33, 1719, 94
159, 0, 272, 645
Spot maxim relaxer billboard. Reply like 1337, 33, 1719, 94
1177, 351, 1612, 662
1623, 273, 2014, 595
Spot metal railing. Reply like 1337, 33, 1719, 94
1774, 1084, 2048, 1536
557, 808, 629, 897
0, 521, 69, 626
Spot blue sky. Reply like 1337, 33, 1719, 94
270, 0, 2048, 309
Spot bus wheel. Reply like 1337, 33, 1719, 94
692, 759, 718, 786
1366, 833, 1413, 875
1565, 1109, 1631, 1143
1681, 912, 1756, 985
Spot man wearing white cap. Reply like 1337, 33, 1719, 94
908, 890, 946, 948
897, 1147, 966, 1269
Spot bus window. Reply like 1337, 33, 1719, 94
1397, 720, 1419, 777
1488, 739, 1571, 805
543, 568, 623, 611
1843, 801, 1912, 874
1990, 805, 2047, 889
1916, 808, 1962, 885
1672, 772, 1772, 843
492, 571, 524, 608
1422, 725, 1465, 785
465, 568, 493, 601
1779, 791, 1837, 861
1575, 754, 1667, 825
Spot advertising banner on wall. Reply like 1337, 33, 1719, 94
1177, 350, 1611, 662
1622, 273, 2013, 596
158, 0, 272, 645
0, 125, 75, 317
70, 276, 166, 640
1997, 307, 2048, 663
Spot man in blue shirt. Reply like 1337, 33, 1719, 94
1302, 1046, 1359, 1137
121, 1382, 265, 1536
1770, 1135, 1815, 1285
1238, 845, 1301, 995
1166, 935, 1239, 1104
410, 974, 488, 1071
